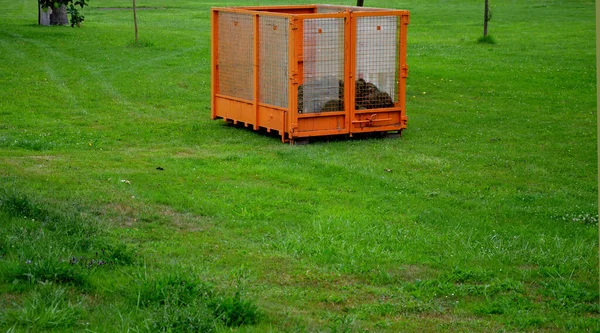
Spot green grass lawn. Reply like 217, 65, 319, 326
0, 0, 597, 331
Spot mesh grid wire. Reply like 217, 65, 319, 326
355, 16, 399, 110
300, 18, 345, 113
217, 12, 254, 102
259, 16, 289, 108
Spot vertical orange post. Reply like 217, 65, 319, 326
295, 19, 305, 87
210, 9, 219, 119
348, 12, 358, 137
398, 12, 410, 127
253, 14, 260, 130
286, 16, 299, 143
343, 11, 351, 134
288, 17, 301, 143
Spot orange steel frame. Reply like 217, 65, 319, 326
211, 5, 409, 144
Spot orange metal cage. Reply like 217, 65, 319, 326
211, 5, 409, 144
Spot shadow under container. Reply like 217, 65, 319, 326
211, 5, 409, 144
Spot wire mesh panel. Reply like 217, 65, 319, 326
315, 5, 344, 14
217, 12, 254, 102
259, 16, 289, 108
355, 16, 399, 110
300, 18, 345, 113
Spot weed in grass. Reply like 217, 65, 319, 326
100, 243, 136, 266
211, 290, 260, 327
409, 275, 493, 298
0, 216, 90, 287
0, 189, 99, 241
326, 313, 357, 333
133, 270, 213, 308
361, 295, 439, 317
507, 312, 547, 330
14, 259, 89, 287
562, 316, 600, 331
319, 294, 346, 306
0, 190, 135, 262
461, 278, 526, 298
559, 212, 599, 226
115, 307, 149, 333
0, 138, 52, 151
405, 280, 443, 299
541, 279, 599, 314
209, 265, 260, 327
1, 284, 81, 329
147, 302, 215, 333
0, 190, 135, 290
366, 268, 401, 285
0, 234, 6, 258
0, 190, 43, 220
443, 267, 493, 284
131, 269, 260, 328
473, 294, 534, 315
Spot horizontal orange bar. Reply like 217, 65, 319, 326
215, 94, 253, 105
258, 103, 288, 112
354, 108, 402, 114
291, 13, 350, 19
352, 118, 392, 124
298, 111, 346, 118
293, 129, 350, 137
351, 10, 408, 17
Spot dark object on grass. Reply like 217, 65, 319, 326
156, 166, 164, 171
477, 35, 496, 44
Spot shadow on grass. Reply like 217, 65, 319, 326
477, 35, 496, 44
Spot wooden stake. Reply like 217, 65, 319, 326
133, 0, 139, 43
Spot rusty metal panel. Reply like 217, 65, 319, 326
259, 16, 289, 108
300, 17, 345, 114
217, 12, 254, 101
355, 15, 399, 109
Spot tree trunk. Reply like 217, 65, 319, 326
49, 4, 68, 26
483, 0, 489, 37
39, 5, 51, 25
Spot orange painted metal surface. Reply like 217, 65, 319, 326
211, 5, 409, 143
